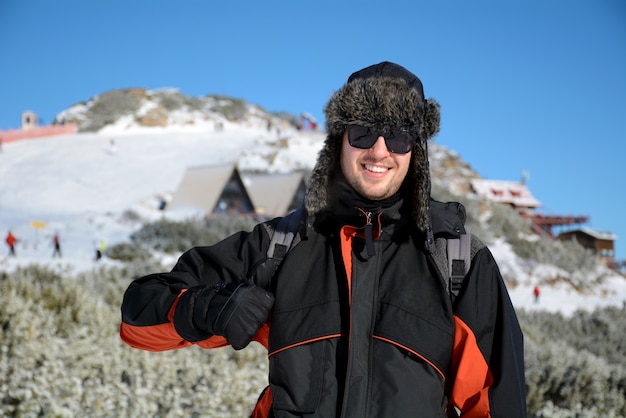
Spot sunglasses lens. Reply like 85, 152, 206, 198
347, 125, 378, 149
386, 132, 413, 154
347, 125, 414, 154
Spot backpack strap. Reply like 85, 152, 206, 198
267, 207, 302, 262
254, 207, 303, 289
447, 226, 471, 302
260, 204, 475, 304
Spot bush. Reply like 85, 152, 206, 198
519, 307, 626, 416
485, 200, 534, 242
154, 90, 186, 111
130, 216, 258, 253
2, 217, 626, 417
511, 233, 597, 275
0, 264, 269, 417
106, 241, 152, 263
81, 90, 143, 132
520, 307, 626, 366
184, 96, 206, 112
206, 95, 249, 121
119, 209, 142, 223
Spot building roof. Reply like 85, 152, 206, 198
558, 227, 618, 241
168, 163, 253, 214
470, 179, 541, 208
244, 172, 306, 216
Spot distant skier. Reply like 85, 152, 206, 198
5, 230, 17, 256
533, 286, 540, 303
95, 239, 105, 261
52, 233, 62, 258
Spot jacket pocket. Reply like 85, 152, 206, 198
369, 340, 449, 417
269, 338, 330, 414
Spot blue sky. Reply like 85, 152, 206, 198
1, 0, 625, 260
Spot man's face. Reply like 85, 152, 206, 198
340, 131, 412, 201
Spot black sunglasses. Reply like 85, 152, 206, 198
346, 125, 416, 154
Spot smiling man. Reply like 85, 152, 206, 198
121, 62, 527, 417
340, 127, 412, 200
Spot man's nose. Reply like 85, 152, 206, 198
369, 136, 390, 155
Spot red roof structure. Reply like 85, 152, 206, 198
471, 178, 590, 238
470, 179, 541, 216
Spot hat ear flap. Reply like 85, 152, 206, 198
410, 139, 431, 233
305, 133, 342, 215
422, 98, 440, 140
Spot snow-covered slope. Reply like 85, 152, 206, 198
0, 120, 321, 265
1, 112, 625, 317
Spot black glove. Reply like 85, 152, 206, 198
208, 282, 275, 350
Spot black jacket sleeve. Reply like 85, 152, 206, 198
120, 222, 272, 351
449, 247, 527, 417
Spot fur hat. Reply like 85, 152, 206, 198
306, 62, 440, 233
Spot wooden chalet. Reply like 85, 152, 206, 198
168, 163, 255, 216
557, 228, 618, 268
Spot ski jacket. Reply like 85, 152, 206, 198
5, 233, 16, 247
120, 200, 526, 417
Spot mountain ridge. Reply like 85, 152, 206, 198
53, 87, 303, 134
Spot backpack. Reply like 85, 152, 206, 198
260, 206, 472, 302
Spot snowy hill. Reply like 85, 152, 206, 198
0, 123, 321, 267
1, 91, 625, 316
53, 87, 303, 134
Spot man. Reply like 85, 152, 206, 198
52, 232, 62, 258
5, 230, 17, 256
120, 62, 527, 417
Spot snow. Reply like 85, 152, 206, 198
490, 238, 626, 315
1, 122, 625, 316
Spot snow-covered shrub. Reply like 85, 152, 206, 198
519, 308, 626, 416
130, 216, 258, 253
106, 242, 152, 263
206, 95, 249, 121
203, 216, 260, 245
119, 209, 142, 223
154, 90, 187, 111
0, 264, 269, 417
486, 200, 534, 242
513, 234, 597, 275
81, 90, 143, 132
520, 307, 626, 366
524, 337, 626, 417
130, 217, 207, 253
2, 220, 623, 417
